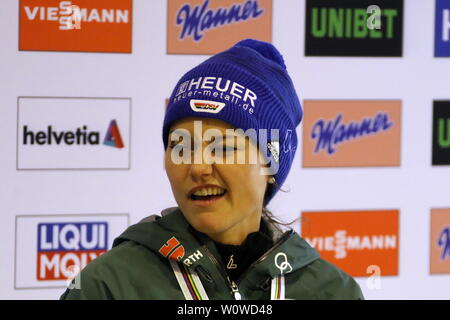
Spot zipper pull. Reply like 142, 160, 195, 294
230, 281, 242, 300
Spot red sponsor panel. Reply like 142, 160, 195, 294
301, 210, 399, 277
37, 250, 106, 280
19, 0, 132, 52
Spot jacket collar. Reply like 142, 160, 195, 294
113, 207, 320, 287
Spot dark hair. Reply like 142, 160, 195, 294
262, 179, 298, 232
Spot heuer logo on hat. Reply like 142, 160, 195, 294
190, 99, 226, 114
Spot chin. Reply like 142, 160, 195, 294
188, 213, 229, 236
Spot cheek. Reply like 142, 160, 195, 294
231, 165, 267, 202
164, 155, 186, 195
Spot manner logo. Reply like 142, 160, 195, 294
19, 0, 132, 53
301, 210, 399, 277
432, 101, 450, 165
435, 0, 450, 57
15, 214, 129, 289
430, 209, 450, 274
167, 0, 272, 54
17, 97, 131, 170
302, 100, 401, 167
305, 0, 403, 56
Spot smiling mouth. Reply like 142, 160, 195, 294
190, 190, 227, 201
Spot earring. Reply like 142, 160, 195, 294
268, 177, 276, 184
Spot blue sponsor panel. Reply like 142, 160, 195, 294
435, 0, 450, 56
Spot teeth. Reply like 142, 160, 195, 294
193, 187, 225, 196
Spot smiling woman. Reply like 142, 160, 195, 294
60, 39, 364, 300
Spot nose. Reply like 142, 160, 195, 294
189, 145, 215, 182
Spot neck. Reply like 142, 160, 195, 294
206, 209, 262, 245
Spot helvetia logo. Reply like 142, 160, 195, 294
103, 120, 124, 148
37, 222, 108, 281
22, 120, 124, 149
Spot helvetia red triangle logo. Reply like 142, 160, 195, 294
103, 120, 124, 149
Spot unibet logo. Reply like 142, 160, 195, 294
437, 118, 450, 148
22, 120, 124, 148
305, 0, 404, 57
310, 8, 397, 39
432, 101, 450, 165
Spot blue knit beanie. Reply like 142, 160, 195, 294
162, 39, 302, 206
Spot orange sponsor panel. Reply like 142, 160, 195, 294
302, 100, 401, 167
167, 0, 272, 54
301, 210, 399, 277
19, 0, 132, 53
430, 209, 450, 274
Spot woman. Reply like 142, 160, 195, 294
60, 39, 364, 300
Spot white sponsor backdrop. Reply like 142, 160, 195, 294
0, 0, 449, 299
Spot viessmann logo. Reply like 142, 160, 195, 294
19, 0, 132, 53
302, 100, 401, 167
17, 97, 131, 170
167, 0, 272, 54
301, 210, 399, 277
15, 214, 129, 289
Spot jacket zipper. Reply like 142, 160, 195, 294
202, 244, 242, 300
201, 230, 293, 299
235, 230, 293, 286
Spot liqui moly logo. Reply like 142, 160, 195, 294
167, 0, 272, 54
303, 100, 401, 167
37, 222, 108, 281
